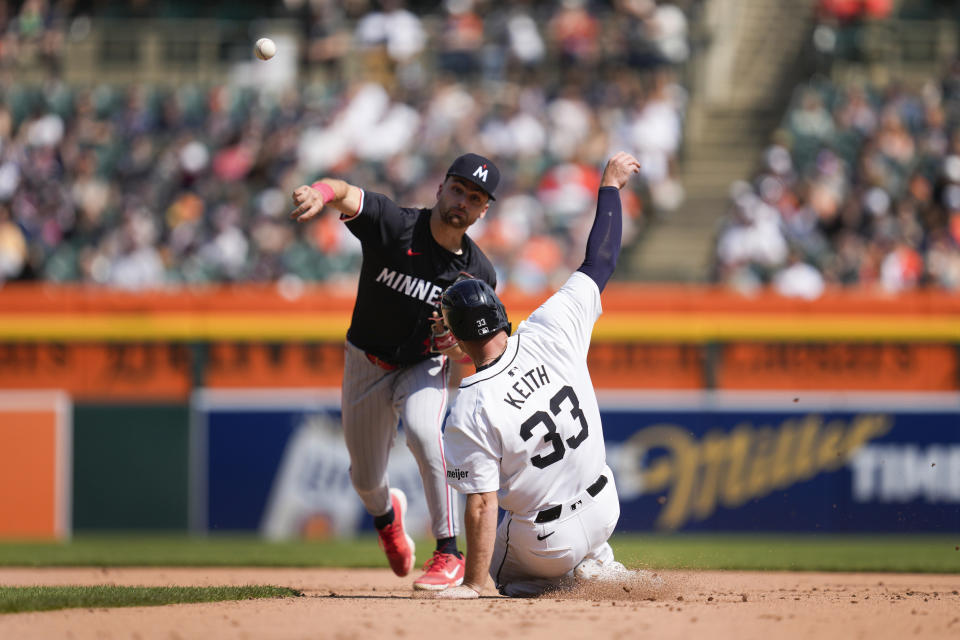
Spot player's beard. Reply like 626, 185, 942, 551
439, 205, 471, 229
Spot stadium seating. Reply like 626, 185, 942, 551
712, 3, 960, 295
0, 0, 697, 291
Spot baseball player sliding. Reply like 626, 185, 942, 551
436, 152, 643, 598
289, 154, 499, 590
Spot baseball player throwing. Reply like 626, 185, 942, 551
435, 152, 642, 598
290, 153, 499, 590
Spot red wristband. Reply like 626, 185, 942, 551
311, 181, 336, 204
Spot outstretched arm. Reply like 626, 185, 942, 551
576, 152, 641, 292
436, 491, 498, 599
289, 178, 364, 223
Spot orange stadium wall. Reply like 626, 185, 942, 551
0, 391, 71, 539
0, 283, 958, 400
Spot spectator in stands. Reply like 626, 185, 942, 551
814, 0, 893, 61
354, 0, 425, 87
437, 0, 485, 78
0, 203, 27, 281
500, 2, 547, 74
624, 71, 686, 211
548, 0, 600, 67
774, 249, 826, 299
304, 1, 353, 84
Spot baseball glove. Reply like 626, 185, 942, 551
429, 311, 459, 354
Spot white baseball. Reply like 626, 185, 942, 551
254, 37, 276, 61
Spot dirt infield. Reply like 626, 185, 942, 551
1, 567, 959, 639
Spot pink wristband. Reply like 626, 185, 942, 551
311, 181, 336, 204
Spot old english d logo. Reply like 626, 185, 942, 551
473, 165, 488, 182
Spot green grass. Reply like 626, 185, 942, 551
0, 534, 957, 573
0, 535, 388, 567
609, 534, 960, 573
0, 585, 301, 614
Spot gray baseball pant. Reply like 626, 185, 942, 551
341, 340, 458, 540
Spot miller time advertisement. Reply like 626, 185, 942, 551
191, 390, 960, 537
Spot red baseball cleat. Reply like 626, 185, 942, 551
378, 488, 415, 577
412, 550, 466, 591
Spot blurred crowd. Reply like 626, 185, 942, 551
0, 0, 697, 291
0, 0, 70, 76
714, 68, 960, 297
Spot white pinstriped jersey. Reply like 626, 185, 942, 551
443, 271, 607, 515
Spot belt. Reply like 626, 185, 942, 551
534, 474, 608, 524
365, 352, 400, 371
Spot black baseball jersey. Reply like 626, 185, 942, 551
343, 190, 497, 366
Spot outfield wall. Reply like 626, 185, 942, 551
72, 404, 189, 531
189, 389, 960, 536
1, 284, 958, 535
2, 389, 957, 536
0, 391, 71, 540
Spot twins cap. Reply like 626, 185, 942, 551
445, 153, 500, 200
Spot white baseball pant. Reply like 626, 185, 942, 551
340, 340, 458, 540
490, 465, 620, 597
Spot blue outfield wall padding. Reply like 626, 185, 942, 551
206, 410, 305, 531
603, 408, 960, 532
193, 390, 960, 535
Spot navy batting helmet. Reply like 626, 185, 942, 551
440, 278, 511, 341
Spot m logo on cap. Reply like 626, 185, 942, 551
446, 153, 499, 199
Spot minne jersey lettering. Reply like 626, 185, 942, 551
503, 365, 550, 410
344, 190, 496, 367
375, 267, 445, 306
